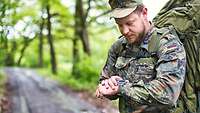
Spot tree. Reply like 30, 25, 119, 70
72, 0, 92, 76
17, 36, 35, 66
38, 0, 61, 74
38, 15, 45, 67
46, 4, 57, 74
77, 0, 91, 55
0, 0, 19, 66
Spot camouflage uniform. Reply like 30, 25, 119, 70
99, 26, 186, 113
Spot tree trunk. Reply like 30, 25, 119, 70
81, 22, 90, 55
17, 38, 28, 66
46, 4, 57, 74
5, 40, 16, 66
72, 37, 79, 76
75, 0, 90, 55
72, 0, 84, 77
17, 37, 35, 66
38, 17, 44, 67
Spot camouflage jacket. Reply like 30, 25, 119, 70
99, 26, 186, 113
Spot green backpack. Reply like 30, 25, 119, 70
153, 0, 200, 112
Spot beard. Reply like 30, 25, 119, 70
138, 21, 146, 43
127, 25, 146, 45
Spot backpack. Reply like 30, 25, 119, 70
153, 0, 200, 112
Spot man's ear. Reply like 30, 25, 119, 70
142, 7, 148, 19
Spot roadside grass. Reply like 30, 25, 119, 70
36, 67, 98, 92
0, 69, 7, 98
36, 67, 119, 109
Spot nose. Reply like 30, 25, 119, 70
121, 26, 129, 36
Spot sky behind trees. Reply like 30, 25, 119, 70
143, 0, 169, 20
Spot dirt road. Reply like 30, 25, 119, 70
4, 67, 116, 113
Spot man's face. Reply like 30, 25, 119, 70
115, 11, 146, 44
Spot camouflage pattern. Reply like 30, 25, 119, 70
99, 26, 186, 113
108, 0, 143, 18
109, 0, 142, 9
153, 0, 200, 112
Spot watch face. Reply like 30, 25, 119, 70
117, 80, 126, 85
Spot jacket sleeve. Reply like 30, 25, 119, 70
99, 39, 124, 100
118, 34, 186, 106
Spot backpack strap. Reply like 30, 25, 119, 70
197, 33, 200, 63
148, 27, 171, 56
148, 28, 160, 53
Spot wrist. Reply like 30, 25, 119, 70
117, 80, 128, 96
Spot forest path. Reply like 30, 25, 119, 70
3, 67, 109, 113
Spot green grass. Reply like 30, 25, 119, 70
0, 69, 7, 97
36, 67, 99, 93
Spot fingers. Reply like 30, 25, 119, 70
108, 78, 116, 90
95, 86, 100, 97
110, 76, 118, 86
102, 79, 115, 90
99, 84, 119, 96
95, 86, 104, 99
101, 80, 108, 88
104, 79, 110, 89
108, 76, 122, 89
101, 80, 105, 86
95, 88, 100, 97
102, 79, 109, 89
97, 76, 123, 97
112, 76, 123, 81
101, 76, 123, 90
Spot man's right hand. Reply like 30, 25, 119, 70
101, 76, 123, 90
96, 76, 123, 98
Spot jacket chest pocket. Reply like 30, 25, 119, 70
114, 57, 136, 80
135, 58, 156, 75
115, 57, 156, 83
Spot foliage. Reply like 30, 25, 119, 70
74, 55, 99, 82
0, 0, 119, 91
37, 67, 97, 91
34, 27, 118, 91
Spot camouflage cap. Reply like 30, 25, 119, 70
109, 0, 143, 18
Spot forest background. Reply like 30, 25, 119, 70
0, 0, 169, 93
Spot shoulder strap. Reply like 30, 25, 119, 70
148, 28, 160, 53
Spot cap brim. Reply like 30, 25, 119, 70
110, 7, 137, 18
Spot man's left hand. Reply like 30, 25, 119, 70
98, 82, 119, 96
99, 76, 123, 96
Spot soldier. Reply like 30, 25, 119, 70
95, 0, 186, 113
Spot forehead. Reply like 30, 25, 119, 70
115, 12, 139, 24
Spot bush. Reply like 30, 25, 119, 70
75, 56, 100, 83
